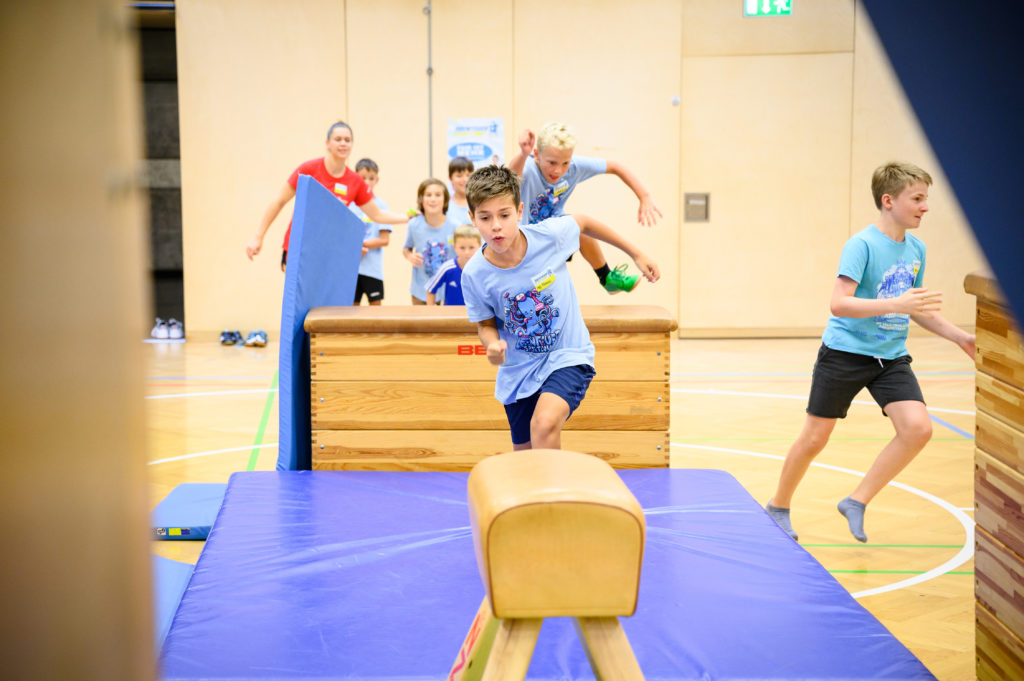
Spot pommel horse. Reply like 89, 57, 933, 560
449, 450, 646, 681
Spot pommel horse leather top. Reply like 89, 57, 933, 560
303, 304, 678, 334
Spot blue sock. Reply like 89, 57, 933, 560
838, 496, 867, 543
765, 501, 798, 540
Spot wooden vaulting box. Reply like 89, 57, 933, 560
965, 272, 1024, 681
304, 305, 677, 470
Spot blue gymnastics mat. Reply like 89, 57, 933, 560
160, 470, 936, 681
151, 483, 228, 540
153, 555, 194, 651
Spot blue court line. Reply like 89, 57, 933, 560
930, 414, 974, 440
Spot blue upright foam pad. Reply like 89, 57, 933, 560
277, 175, 364, 471
161, 470, 937, 681
152, 555, 195, 651
151, 483, 228, 540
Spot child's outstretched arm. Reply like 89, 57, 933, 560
508, 129, 535, 176
476, 318, 506, 366
573, 215, 660, 283
247, 183, 296, 259
830, 276, 942, 318
604, 160, 662, 227
359, 199, 410, 225
912, 311, 976, 358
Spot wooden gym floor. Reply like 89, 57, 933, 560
146, 335, 975, 680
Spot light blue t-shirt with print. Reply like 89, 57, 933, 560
520, 155, 607, 224
462, 216, 595, 404
350, 197, 391, 281
821, 224, 927, 360
403, 214, 458, 301
446, 201, 472, 230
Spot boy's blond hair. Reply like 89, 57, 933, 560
536, 122, 577, 152
453, 224, 481, 243
466, 165, 521, 213
871, 162, 933, 209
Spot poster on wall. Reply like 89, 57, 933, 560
446, 118, 504, 168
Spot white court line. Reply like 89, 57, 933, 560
148, 442, 278, 465
146, 388, 279, 400
671, 442, 974, 599
671, 387, 974, 415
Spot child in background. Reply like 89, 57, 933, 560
349, 158, 390, 305
446, 156, 474, 228
765, 162, 975, 543
425, 224, 481, 306
508, 122, 661, 294
403, 178, 458, 304
461, 165, 660, 450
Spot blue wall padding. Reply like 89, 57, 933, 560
277, 176, 364, 471
151, 482, 228, 540
862, 2, 1024, 324
152, 555, 195, 651
161, 470, 936, 680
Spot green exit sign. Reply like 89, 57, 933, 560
744, 0, 792, 16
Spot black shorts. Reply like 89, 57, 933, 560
354, 275, 384, 304
503, 364, 596, 445
807, 343, 924, 419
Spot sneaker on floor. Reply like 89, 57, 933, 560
244, 329, 267, 347
168, 318, 184, 340
151, 318, 169, 339
219, 329, 242, 345
603, 264, 641, 294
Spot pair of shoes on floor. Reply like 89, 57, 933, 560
220, 329, 268, 347
603, 264, 641, 294
152, 318, 184, 339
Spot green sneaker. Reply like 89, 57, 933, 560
603, 264, 641, 294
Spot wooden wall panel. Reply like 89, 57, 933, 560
976, 373, 1024, 431
976, 411, 1024, 474
976, 528, 1024, 640
977, 449, 1024, 560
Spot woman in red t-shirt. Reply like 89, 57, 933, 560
246, 121, 408, 270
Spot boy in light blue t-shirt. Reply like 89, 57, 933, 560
352, 158, 391, 305
508, 122, 662, 295
461, 165, 660, 450
765, 162, 975, 544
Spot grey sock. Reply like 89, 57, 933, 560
838, 496, 867, 543
765, 502, 799, 540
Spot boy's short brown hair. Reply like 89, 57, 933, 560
871, 162, 933, 209
466, 165, 520, 213
417, 178, 450, 214
448, 156, 475, 177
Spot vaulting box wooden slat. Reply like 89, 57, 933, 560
305, 305, 676, 470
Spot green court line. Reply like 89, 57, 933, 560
830, 569, 974, 575
805, 543, 962, 548
246, 370, 278, 472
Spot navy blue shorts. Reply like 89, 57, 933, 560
503, 364, 596, 445
807, 343, 924, 419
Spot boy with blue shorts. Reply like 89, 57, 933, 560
766, 162, 975, 543
508, 122, 662, 294
461, 165, 660, 450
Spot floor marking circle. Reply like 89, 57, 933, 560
671, 442, 974, 599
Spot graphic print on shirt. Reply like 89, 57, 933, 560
875, 257, 921, 333
528, 181, 569, 223
422, 241, 450, 276
503, 289, 561, 354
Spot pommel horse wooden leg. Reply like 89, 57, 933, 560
449, 450, 647, 681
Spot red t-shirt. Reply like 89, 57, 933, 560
282, 158, 375, 251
